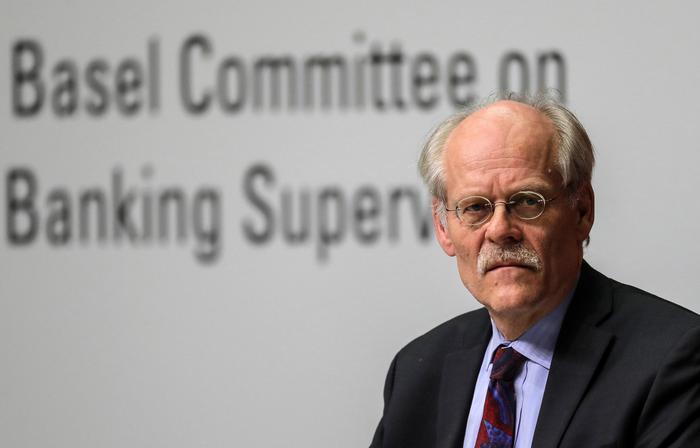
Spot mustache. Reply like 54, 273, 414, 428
477, 243, 543, 275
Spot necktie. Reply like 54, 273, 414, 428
474, 345, 526, 448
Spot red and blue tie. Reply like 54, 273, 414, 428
474, 345, 526, 448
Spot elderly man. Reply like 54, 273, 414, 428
370, 95, 700, 448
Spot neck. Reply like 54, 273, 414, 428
491, 310, 548, 340
490, 280, 579, 341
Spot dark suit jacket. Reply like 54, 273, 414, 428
370, 262, 700, 447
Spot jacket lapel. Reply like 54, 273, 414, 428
436, 310, 491, 448
532, 262, 614, 447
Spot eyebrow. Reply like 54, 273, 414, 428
452, 182, 557, 202
516, 182, 553, 193
460, 184, 554, 196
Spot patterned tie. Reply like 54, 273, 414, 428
474, 345, 526, 448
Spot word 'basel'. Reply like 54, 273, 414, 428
11, 34, 566, 117
5, 165, 432, 263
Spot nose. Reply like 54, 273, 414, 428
484, 202, 522, 245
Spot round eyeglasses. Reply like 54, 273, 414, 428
445, 191, 557, 226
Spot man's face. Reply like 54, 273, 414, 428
433, 101, 594, 327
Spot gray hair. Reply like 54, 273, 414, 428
418, 92, 595, 221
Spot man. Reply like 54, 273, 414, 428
370, 95, 700, 448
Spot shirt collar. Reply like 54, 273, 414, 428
486, 279, 577, 370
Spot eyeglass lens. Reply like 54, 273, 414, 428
457, 191, 546, 225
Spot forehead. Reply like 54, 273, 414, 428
443, 101, 558, 191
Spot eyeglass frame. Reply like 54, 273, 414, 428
444, 190, 558, 226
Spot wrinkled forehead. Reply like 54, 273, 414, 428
444, 101, 558, 171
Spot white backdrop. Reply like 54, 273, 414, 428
2, 1, 700, 447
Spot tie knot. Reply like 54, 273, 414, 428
490, 346, 526, 381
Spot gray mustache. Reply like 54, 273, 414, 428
477, 243, 543, 275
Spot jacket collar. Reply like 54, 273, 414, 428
532, 261, 614, 447
436, 308, 491, 448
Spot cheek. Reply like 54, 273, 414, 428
450, 232, 487, 289
449, 230, 483, 265
530, 220, 581, 269
524, 227, 552, 256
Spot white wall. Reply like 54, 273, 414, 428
2, 1, 699, 447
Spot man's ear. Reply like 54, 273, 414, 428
575, 183, 595, 244
432, 198, 456, 257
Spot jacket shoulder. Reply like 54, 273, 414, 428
609, 277, 699, 323
581, 263, 700, 345
396, 308, 491, 360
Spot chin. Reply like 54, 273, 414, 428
473, 285, 543, 316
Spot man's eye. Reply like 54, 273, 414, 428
513, 195, 541, 207
464, 202, 488, 212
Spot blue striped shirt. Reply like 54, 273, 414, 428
462, 291, 574, 448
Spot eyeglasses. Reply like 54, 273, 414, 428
445, 191, 557, 226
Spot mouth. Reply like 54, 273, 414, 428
486, 262, 536, 273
